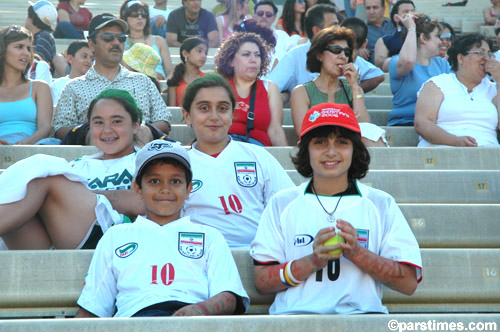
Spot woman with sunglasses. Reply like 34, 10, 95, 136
290, 27, 386, 147
119, 0, 173, 80
216, 0, 250, 43
415, 34, 500, 147
388, 13, 450, 126
54, 0, 93, 39
215, 32, 287, 146
277, 0, 306, 37
0, 25, 52, 145
438, 22, 455, 60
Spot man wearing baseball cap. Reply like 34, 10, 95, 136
53, 13, 172, 144
76, 139, 249, 317
25, 1, 57, 69
251, 103, 422, 315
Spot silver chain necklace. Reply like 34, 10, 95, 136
311, 182, 344, 223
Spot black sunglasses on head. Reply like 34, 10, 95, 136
325, 45, 352, 58
100, 32, 127, 43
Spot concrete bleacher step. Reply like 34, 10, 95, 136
3, 146, 500, 170
1, 314, 499, 332
0, 249, 499, 320
287, 170, 500, 203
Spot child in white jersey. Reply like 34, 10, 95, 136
76, 139, 249, 317
251, 102, 422, 314
180, 74, 294, 248
0, 89, 145, 249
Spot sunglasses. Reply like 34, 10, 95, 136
296, 0, 305, 3
255, 10, 274, 18
128, 10, 147, 18
325, 45, 352, 58
100, 32, 127, 43
6, 25, 22, 35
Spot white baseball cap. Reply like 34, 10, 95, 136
28, 1, 57, 27
134, 140, 192, 184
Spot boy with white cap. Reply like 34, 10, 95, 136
76, 139, 249, 317
25, 0, 57, 71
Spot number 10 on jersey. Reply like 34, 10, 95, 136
218, 194, 243, 215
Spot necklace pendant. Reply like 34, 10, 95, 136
327, 214, 335, 223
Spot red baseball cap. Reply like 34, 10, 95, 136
300, 103, 360, 140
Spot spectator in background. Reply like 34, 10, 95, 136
54, 0, 93, 39
149, 0, 172, 38
341, 17, 385, 93
495, 26, 500, 62
215, 32, 287, 146
0, 25, 52, 145
252, 1, 289, 71
120, 0, 173, 80
216, 0, 250, 43
415, 34, 500, 147
181, 74, 294, 248
166, 0, 219, 47
167, 37, 207, 107
351, 0, 365, 21
123, 43, 162, 92
277, 0, 306, 39
483, 0, 500, 26
363, 0, 395, 63
27, 53, 52, 86
438, 22, 455, 60
52, 40, 93, 106
268, 4, 339, 104
25, 0, 57, 71
212, 0, 255, 17
53, 13, 171, 144
388, 14, 450, 126
373, 0, 415, 72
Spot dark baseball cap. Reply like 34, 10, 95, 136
88, 13, 128, 38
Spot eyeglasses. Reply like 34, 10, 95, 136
296, 0, 305, 4
465, 50, 493, 59
128, 10, 147, 18
255, 10, 274, 18
325, 45, 352, 58
100, 32, 127, 43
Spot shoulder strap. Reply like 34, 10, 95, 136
340, 79, 353, 108
29, 80, 33, 96
246, 81, 257, 139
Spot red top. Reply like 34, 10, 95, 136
175, 71, 204, 107
228, 78, 271, 146
57, 3, 92, 31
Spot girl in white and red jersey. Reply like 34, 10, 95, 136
250, 102, 423, 314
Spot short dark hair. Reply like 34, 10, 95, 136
254, 0, 278, 15
447, 33, 492, 71
340, 17, 367, 51
28, 6, 53, 32
307, 26, 355, 73
119, 0, 151, 36
182, 73, 236, 114
390, 0, 415, 26
305, 4, 337, 39
67, 40, 90, 57
292, 126, 370, 180
136, 158, 192, 189
215, 32, 271, 79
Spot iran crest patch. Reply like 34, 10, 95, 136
234, 162, 257, 187
178, 232, 205, 259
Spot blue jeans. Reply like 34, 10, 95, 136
151, 16, 167, 38
54, 21, 84, 39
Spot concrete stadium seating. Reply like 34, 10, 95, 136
1, 249, 499, 320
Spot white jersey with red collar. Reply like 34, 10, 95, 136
184, 139, 295, 248
250, 180, 422, 315
78, 215, 249, 317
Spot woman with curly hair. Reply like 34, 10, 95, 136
215, 32, 287, 146
276, 0, 306, 37
120, 0, 173, 80
167, 37, 208, 107
216, 0, 250, 43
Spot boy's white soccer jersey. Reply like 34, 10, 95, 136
251, 180, 422, 315
70, 151, 137, 191
184, 139, 294, 248
78, 215, 249, 317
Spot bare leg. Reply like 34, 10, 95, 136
2, 216, 52, 249
0, 176, 97, 249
